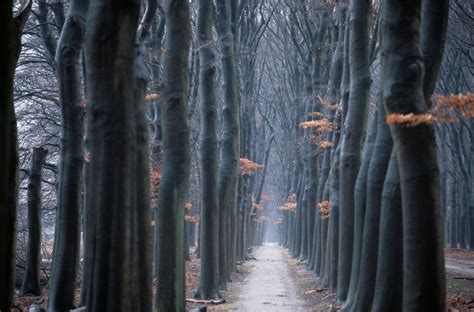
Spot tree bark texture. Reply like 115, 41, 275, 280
82, 0, 151, 310
215, 0, 240, 287
338, 0, 371, 301
381, 0, 446, 309
0, 0, 31, 309
195, 0, 221, 300
22, 147, 48, 296
155, 1, 192, 311
48, 0, 88, 310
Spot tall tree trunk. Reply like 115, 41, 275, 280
345, 112, 377, 306
0, 1, 31, 309
381, 0, 446, 309
48, 0, 88, 310
155, 0, 191, 310
22, 147, 48, 296
195, 0, 221, 300
338, 0, 371, 300
215, 0, 240, 288
350, 93, 393, 312
372, 149, 402, 311
82, 0, 150, 310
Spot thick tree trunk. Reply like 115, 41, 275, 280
381, 0, 446, 309
48, 1, 88, 310
155, 1, 192, 310
0, 2, 31, 309
195, 0, 221, 300
0, 0, 16, 305
82, 0, 151, 310
372, 149, 402, 311
338, 0, 372, 300
350, 94, 393, 312
215, 0, 240, 287
344, 113, 377, 306
329, 112, 342, 292
22, 147, 48, 296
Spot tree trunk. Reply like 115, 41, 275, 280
215, 0, 240, 288
22, 147, 48, 296
372, 149, 402, 311
338, 0, 372, 300
381, 0, 446, 309
155, 0, 192, 310
48, 0, 88, 310
0, 0, 31, 309
195, 0, 221, 300
350, 93, 393, 311
82, 0, 151, 310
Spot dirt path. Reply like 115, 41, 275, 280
446, 258, 474, 278
231, 243, 311, 311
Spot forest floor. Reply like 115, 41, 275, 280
11, 247, 474, 311
445, 248, 474, 311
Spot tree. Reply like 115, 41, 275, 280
215, 0, 240, 288
337, 0, 371, 301
381, 0, 447, 309
81, 0, 151, 310
155, 0, 192, 310
0, 0, 31, 309
194, 0, 221, 300
22, 147, 48, 295
48, 0, 88, 310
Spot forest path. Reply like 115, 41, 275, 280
232, 243, 311, 311
446, 258, 474, 278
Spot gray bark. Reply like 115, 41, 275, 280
48, 0, 88, 310
194, 0, 221, 300
372, 149, 402, 311
350, 94, 393, 311
22, 147, 48, 296
344, 112, 377, 307
82, 0, 150, 310
381, 0, 446, 309
338, 0, 372, 301
215, 0, 240, 287
0, 1, 31, 309
155, 0, 192, 310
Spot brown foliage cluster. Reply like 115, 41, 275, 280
185, 215, 198, 223
300, 118, 336, 132
279, 193, 297, 212
318, 201, 331, 220
144, 93, 160, 101
319, 140, 333, 149
386, 93, 474, 127
255, 215, 269, 223
240, 158, 264, 175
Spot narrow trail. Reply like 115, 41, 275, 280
446, 258, 474, 278
232, 243, 310, 311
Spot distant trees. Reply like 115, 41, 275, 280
277, 0, 455, 310
2, 0, 470, 311
22, 147, 47, 296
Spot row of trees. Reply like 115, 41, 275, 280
1, 0, 276, 311
1, 0, 471, 311
271, 0, 470, 311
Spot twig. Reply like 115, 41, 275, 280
321, 293, 337, 301
185, 298, 226, 305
